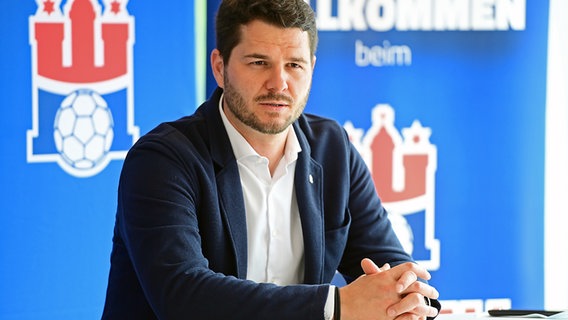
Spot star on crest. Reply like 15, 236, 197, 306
110, 0, 121, 14
402, 120, 432, 146
43, 0, 55, 15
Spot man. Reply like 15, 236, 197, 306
102, 0, 441, 319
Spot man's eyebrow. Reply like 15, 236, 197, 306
242, 53, 309, 64
288, 56, 309, 64
243, 53, 269, 60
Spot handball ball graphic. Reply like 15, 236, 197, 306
53, 89, 114, 170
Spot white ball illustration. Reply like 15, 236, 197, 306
53, 89, 114, 170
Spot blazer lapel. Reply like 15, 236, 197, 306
294, 124, 325, 284
216, 163, 248, 279
204, 88, 248, 279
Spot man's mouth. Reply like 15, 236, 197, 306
255, 93, 293, 107
261, 102, 288, 107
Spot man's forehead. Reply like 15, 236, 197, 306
239, 20, 309, 48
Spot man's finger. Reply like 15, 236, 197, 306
361, 258, 381, 274
388, 293, 438, 318
396, 270, 418, 293
390, 262, 432, 282
402, 281, 440, 300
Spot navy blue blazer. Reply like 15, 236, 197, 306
102, 88, 413, 319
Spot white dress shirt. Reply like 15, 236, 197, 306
219, 96, 335, 319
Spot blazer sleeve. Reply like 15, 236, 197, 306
338, 133, 416, 280
338, 138, 442, 319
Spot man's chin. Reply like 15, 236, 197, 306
254, 116, 294, 135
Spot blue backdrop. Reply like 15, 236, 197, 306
0, 0, 551, 318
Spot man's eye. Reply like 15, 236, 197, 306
250, 61, 266, 66
289, 63, 303, 69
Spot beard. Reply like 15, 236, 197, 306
223, 72, 310, 135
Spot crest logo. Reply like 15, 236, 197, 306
28, 0, 139, 177
345, 104, 440, 270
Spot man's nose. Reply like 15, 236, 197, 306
265, 66, 289, 92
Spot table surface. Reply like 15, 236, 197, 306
438, 311, 568, 319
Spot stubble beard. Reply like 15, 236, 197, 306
223, 73, 310, 135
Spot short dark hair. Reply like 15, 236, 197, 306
215, 0, 318, 63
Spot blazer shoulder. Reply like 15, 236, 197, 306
134, 88, 223, 151
295, 113, 350, 145
131, 113, 207, 152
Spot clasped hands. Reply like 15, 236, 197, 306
338, 258, 440, 320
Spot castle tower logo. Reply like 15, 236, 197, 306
345, 104, 440, 270
28, 0, 139, 178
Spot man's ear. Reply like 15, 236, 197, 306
210, 49, 225, 88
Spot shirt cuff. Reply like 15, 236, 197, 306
324, 285, 336, 320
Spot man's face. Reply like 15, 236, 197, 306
212, 20, 315, 135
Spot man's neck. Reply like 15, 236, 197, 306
241, 126, 289, 176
